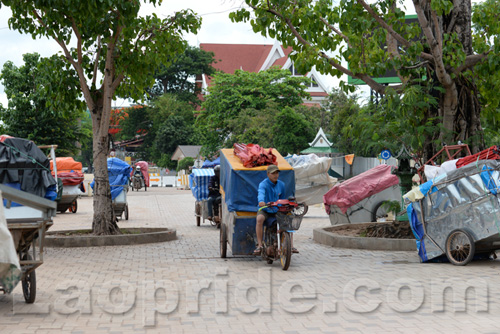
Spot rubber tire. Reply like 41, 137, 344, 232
145, 185, 147, 192
371, 201, 389, 222
220, 224, 227, 258
70, 200, 78, 213
293, 204, 309, 217
125, 204, 129, 220
445, 229, 475, 266
267, 259, 274, 264
22, 254, 36, 304
280, 232, 292, 271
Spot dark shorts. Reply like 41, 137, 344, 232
257, 210, 276, 221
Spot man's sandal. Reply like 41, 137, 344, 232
253, 246, 263, 255
292, 247, 299, 254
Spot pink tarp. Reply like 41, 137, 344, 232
131, 161, 150, 187
323, 164, 399, 214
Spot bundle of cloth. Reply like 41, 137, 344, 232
233, 143, 277, 168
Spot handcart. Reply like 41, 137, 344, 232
0, 183, 56, 303
404, 159, 500, 266
48, 154, 85, 214
189, 168, 221, 227
108, 158, 131, 221
113, 184, 129, 220
218, 148, 296, 260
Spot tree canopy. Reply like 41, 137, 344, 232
0, 53, 87, 156
230, 0, 500, 157
197, 67, 312, 154
147, 46, 216, 105
1, 0, 201, 234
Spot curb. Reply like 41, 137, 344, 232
313, 223, 416, 251
45, 227, 177, 247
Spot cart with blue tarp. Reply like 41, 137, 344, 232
218, 148, 295, 257
189, 168, 219, 226
92, 158, 132, 220
404, 159, 500, 265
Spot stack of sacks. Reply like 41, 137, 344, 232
285, 154, 337, 205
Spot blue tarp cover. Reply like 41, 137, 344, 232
220, 148, 295, 213
189, 168, 214, 201
202, 157, 220, 168
91, 158, 132, 200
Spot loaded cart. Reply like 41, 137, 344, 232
218, 148, 295, 256
50, 157, 85, 213
404, 159, 500, 265
1, 184, 56, 303
0, 135, 57, 303
109, 158, 132, 220
189, 168, 222, 227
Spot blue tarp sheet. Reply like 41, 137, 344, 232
220, 148, 295, 213
189, 168, 214, 201
91, 158, 132, 200
202, 157, 220, 168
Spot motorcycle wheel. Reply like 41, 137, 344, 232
280, 232, 292, 271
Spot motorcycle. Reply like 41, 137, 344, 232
259, 197, 307, 270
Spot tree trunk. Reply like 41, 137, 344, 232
91, 105, 119, 235
421, 0, 483, 158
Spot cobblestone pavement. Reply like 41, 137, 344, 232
1, 187, 500, 333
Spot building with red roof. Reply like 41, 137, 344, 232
198, 41, 329, 107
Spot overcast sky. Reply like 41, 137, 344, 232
0, 1, 352, 108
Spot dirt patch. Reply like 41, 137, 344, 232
329, 221, 415, 239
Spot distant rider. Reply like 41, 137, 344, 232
207, 165, 221, 221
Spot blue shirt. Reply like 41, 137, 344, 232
258, 178, 286, 213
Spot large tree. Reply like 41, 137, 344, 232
148, 46, 216, 105
0, 53, 87, 156
231, 0, 500, 158
197, 67, 311, 154
1, 0, 201, 234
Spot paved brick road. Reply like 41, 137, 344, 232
1, 187, 500, 333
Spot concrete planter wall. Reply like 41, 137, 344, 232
313, 223, 416, 251
45, 227, 176, 247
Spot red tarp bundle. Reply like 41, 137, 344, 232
50, 157, 84, 186
323, 164, 399, 214
456, 145, 500, 168
233, 143, 277, 168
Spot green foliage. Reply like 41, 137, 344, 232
177, 156, 194, 172
117, 94, 198, 167
0, 53, 88, 156
148, 46, 216, 105
197, 67, 311, 154
272, 107, 315, 155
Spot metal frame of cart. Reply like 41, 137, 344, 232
0, 184, 56, 303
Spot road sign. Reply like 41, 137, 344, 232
381, 149, 392, 160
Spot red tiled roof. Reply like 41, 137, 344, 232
200, 43, 274, 73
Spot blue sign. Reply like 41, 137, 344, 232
381, 149, 392, 160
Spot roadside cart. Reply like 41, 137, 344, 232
404, 159, 500, 265
0, 136, 57, 303
1, 184, 56, 303
323, 164, 401, 225
109, 158, 131, 220
50, 157, 85, 213
218, 148, 295, 257
189, 168, 219, 226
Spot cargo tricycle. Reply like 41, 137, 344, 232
218, 148, 304, 270
189, 168, 221, 227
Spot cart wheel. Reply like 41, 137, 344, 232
445, 229, 475, 266
280, 232, 292, 271
70, 200, 78, 213
125, 204, 129, 220
145, 186, 147, 192
22, 254, 36, 304
220, 224, 227, 258
372, 201, 390, 222
267, 259, 273, 264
